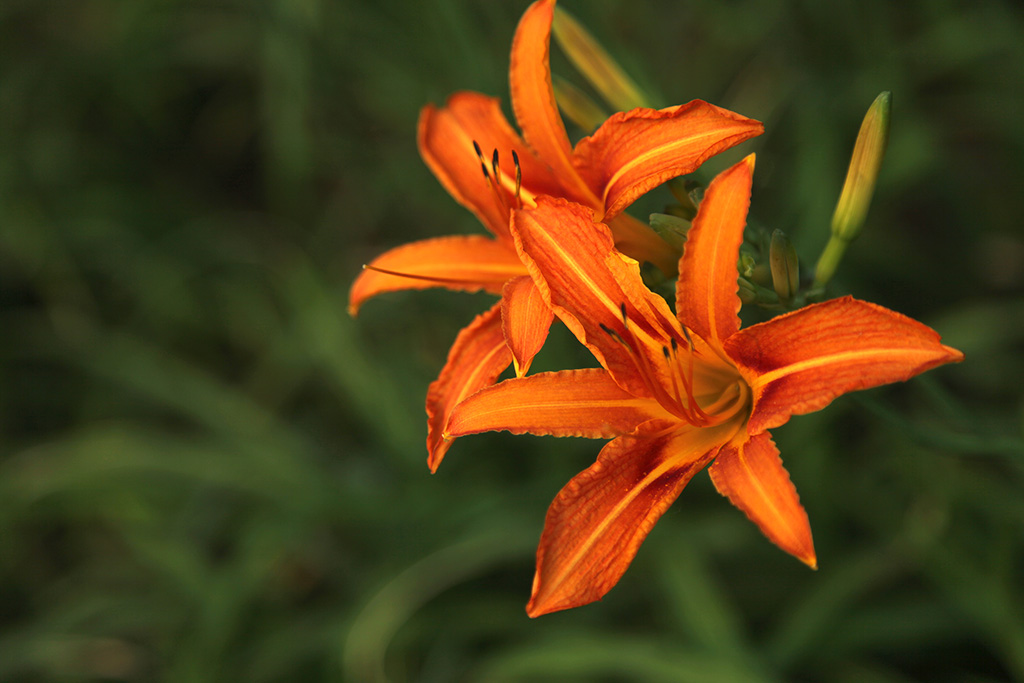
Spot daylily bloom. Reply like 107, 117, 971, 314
446, 155, 963, 616
348, 0, 763, 471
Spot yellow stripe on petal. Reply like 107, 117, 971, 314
426, 302, 513, 472
445, 368, 671, 440
573, 101, 763, 220
709, 431, 816, 568
511, 198, 680, 399
675, 156, 754, 352
725, 296, 965, 434
527, 418, 735, 616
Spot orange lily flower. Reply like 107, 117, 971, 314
348, 0, 763, 471
446, 155, 964, 616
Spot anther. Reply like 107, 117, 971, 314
491, 149, 501, 186
472, 140, 491, 181
599, 322, 627, 346
512, 150, 522, 207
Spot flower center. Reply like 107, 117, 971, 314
603, 303, 751, 428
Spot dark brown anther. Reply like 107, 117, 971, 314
491, 149, 500, 182
473, 140, 491, 180
512, 150, 522, 201
620, 302, 629, 328
599, 322, 627, 347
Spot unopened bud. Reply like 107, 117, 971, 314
552, 7, 652, 111
831, 91, 891, 242
739, 253, 757, 279
667, 177, 700, 220
649, 213, 690, 251
738, 277, 759, 305
553, 75, 609, 133
769, 229, 800, 300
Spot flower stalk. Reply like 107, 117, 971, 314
814, 91, 892, 288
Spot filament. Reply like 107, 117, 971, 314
472, 141, 525, 213
362, 264, 486, 286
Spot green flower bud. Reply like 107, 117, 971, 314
769, 229, 800, 300
831, 91, 891, 242
552, 7, 652, 111
667, 177, 700, 219
552, 76, 609, 133
649, 213, 690, 251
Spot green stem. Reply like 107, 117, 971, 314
813, 235, 850, 288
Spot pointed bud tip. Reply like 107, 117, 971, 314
831, 91, 892, 242
874, 90, 892, 112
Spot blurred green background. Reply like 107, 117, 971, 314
2, 0, 1023, 681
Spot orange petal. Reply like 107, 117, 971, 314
446, 368, 671, 440
426, 302, 513, 472
501, 276, 554, 376
675, 155, 755, 351
709, 432, 816, 568
573, 102, 763, 219
511, 197, 681, 398
349, 235, 526, 315
510, 0, 599, 207
420, 93, 562, 239
725, 296, 966, 434
527, 418, 733, 616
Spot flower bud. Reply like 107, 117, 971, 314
649, 213, 689, 251
831, 91, 891, 242
667, 177, 699, 219
552, 7, 652, 111
738, 277, 759, 305
769, 229, 800, 300
552, 76, 609, 133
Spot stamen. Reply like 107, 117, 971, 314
674, 329, 711, 424
362, 263, 485, 286
472, 140, 514, 214
606, 307, 748, 429
680, 326, 693, 348
472, 140, 491, 181
512, 150, 523, 208
612, 303, 692, 422
662, 344, 692, 423
599, 322, 627, 346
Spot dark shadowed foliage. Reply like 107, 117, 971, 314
1, 0, 1022, 681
